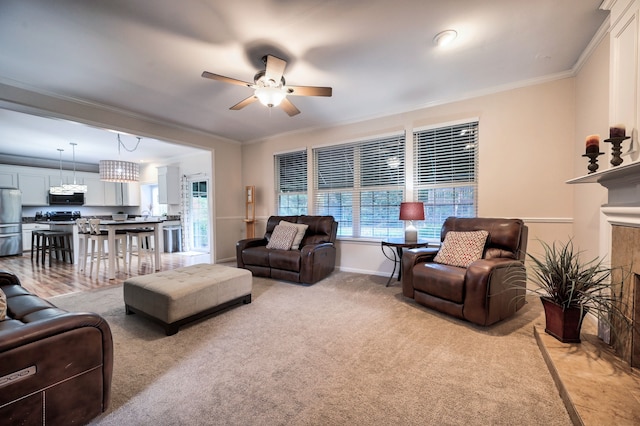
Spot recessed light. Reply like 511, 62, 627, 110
433, 30, 457, 48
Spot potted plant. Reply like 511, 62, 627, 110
522, 239, 631, 343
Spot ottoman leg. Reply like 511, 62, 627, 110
165, 323, 179, 336
125, 305, 134, 315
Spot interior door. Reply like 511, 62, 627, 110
189, 180, 209, 252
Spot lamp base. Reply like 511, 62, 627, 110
404, 226, 418, 243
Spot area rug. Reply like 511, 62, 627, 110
51, 271, 571, 425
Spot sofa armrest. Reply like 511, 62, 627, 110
299, 242, 336, 284
0, 269, 21, 286
236, 238, 268, 268
464, 258, 526, 326
401, 247, 440, 298
0, 312, 114, 410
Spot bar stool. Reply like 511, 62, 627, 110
37, 230, 74, 266
87, 219, 127, 278
31, 230, 45, 263
76, 218, 91, 273
127, 228, 155, 274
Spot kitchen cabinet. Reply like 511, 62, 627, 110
157, 166, 180, 205
83, 176, 106, 206
0, 170, 17, 187
105, 182, 140, 206
18, 172, 49, 205
22, 223, 50, 251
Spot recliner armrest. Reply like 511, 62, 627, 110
401, 247, 439, 298
236, 238, 268, 268
464, 258, 526, 325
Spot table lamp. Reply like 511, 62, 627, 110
399, 202, 425, 243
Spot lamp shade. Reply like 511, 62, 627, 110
399, 202, 425, 221
99, 159, 140, 182
255, 86, 286, 107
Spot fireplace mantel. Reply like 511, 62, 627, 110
567, 160, 640, 187
567, 161, 640, 209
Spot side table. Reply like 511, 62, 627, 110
380, 238, 430, 286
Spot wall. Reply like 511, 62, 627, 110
243, 78, 576, 276
573, 34, 610, 262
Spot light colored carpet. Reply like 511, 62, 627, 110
51, 271, 571, 425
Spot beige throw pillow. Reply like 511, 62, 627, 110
434, 230, 489, 268
278, 220, 309, 250
0, 288, 7, 321
266, 225, 298, 250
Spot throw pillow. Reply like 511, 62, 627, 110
0, 288, 6, 321
434, 230, 489, 268
266, 225, 299, 250
278, 220, 309, 250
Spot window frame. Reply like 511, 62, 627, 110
274, 149, 308, 216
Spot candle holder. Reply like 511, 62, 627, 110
604, 136, 630, 167
582, 151, 604, 174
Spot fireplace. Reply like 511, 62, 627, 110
609, 225, 640, 367
573, 160, 640, 367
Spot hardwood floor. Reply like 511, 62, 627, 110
0, 251, 213, 298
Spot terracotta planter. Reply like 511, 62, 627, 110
540, 297, 587, 343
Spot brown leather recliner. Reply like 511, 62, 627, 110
402, 217, 528, 326
237, 215, 338, 285
0, 270, 113, 425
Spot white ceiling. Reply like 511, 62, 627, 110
0, 0, 608, 164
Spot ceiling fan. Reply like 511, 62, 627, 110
201, 55, 332, 116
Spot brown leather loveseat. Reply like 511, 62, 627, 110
402, 217, 528, 326
237, 215, 338, 284
0, 270, 113, 425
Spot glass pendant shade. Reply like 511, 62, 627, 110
62, 183, 88, 193
255, 86, 286, 107
99, 160, 140, 182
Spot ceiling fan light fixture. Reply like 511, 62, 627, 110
433, 29, 457, 48
255, 86, 286, 107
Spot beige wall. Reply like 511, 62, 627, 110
573, 34, 610, 262
243, 78, 577, 276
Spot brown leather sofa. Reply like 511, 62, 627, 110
402, 217, 528, 326
237, 215, 338, 284
0, 270, 113, 425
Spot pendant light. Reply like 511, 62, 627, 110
99, 133, 141, 182
61, 142, 88, 193
49, 148, 73, 195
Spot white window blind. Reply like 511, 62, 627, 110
413, 121, 478, 238
275, 150, 307, 215
313, 134, 405, 238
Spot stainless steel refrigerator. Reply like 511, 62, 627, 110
0, 187, 22, 256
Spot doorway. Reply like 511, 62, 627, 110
188, 180, 209, 252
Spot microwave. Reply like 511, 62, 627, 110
48, 192, 85, 205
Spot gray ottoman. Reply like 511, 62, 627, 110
123, 263, 252, 335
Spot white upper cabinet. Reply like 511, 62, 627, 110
157, 166, 180, 205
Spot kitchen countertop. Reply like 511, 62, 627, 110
23, 215, 180, 224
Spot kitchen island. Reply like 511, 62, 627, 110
45, 219, 163, 279
93, 219, 163, 279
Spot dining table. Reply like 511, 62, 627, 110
99, 218, 163, 280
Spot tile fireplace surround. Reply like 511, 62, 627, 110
569, 160, 640, 365
565, 161, 640, 424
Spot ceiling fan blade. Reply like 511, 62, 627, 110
286, 85, 332, 97
279, 98, 300, 116
264, 55, 287, 84
201, 71, 252, 87
230, 95, 258, 110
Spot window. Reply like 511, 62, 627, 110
413, 121, 478, 239
275, 150, 307, 215
313, 134, 405, 238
